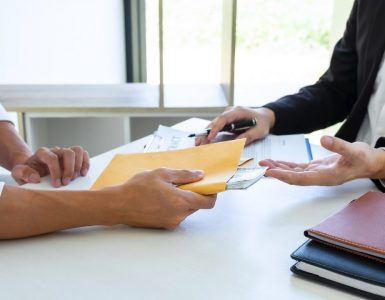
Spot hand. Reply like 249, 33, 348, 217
196, 106, 275, 146
11, 146, 90, 187
107, 168, 217, 229
259, 135, 385, 186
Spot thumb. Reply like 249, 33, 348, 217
157, 168, 204, 185
320, 135, 354, 158
11, 165, 41, 184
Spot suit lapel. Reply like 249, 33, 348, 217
337, 1, 385, 141
364, 1, 385, 80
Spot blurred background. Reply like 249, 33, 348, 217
0, 0, 353, 155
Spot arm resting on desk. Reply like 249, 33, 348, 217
0, 169, 216, 239
0, 121, 90, 187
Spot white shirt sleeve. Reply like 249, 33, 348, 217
0, 182, 4, 197
0, 103, 14, 124
379, 148, 385, 188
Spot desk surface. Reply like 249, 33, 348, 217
0, 118, 375, 300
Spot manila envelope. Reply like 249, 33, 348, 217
91, 139, 246, 195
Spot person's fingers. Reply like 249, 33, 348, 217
265, 168, 339, 186
206, 117, 229, 142
259, 159, 311, 170
207, 107, 252, 141
80, 150, 90, 176
259, 159, 276, 168
11, 165, 41, 184
273, 160, 311, 169
265, 169, 315, 185
259, 159, 291, 169
320, 135, 358, 159
197, 106, 259, 145
51, 147, 76, 185
195, 136, 203, 146
183, 193, 217, 210
155, 168, 204, 185
34, 148, 62, 187
69, 146, 84, 178
236, 130, 257, 145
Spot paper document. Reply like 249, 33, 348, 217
144, 125, 194, 152
242, 134, 310, 167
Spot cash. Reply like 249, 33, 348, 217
227, 167, 267, 190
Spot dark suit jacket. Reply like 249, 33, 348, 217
264, 0, 385, 142
263, 0, 385, 191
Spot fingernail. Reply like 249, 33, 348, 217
54, 179, 61, 187
81, 169, 88, 176
28, 174, 40, 183
63, 177, 71, 185
322, 136, 333, 147
193, 170, 204, 176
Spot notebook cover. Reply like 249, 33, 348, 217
304, 191, 385, 261
291, 240, 385, 299
291, 265, 384, 300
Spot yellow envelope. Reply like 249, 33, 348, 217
91, 139, 246, 195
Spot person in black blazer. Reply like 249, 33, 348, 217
197, 0, 385, 191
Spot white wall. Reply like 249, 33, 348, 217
0, 0, 130, 156
0, 0, 126, 83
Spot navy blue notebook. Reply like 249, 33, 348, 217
291, 240, 385, 299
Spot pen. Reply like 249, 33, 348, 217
188, 118, 257, 137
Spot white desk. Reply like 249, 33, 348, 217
0, 118, 375, 300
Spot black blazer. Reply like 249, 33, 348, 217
263, 0, 385, 192
264, 0, 385, 142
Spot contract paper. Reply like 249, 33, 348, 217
144, 125, 194, 152
242, 134, 310, 167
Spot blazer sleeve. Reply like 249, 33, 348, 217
372, 137, 385, 192
263, 0, 358, 135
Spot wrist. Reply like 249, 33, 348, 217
255, 107, 276, 130
374, 148, 385, 179
93, 185, 136, 226
83, 188, 123, 226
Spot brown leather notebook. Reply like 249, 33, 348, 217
305, 191, 385, 262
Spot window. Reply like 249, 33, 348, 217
235, 0, 334, 106
134, 0, 353, 108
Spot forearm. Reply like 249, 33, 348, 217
0, 185, 114, 239
0, 121, 32, 170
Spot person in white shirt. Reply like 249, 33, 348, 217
0, 104, 90, 187
197, 1, 385, 190
0, 104, 216, 239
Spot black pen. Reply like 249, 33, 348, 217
188, 118, 257, 137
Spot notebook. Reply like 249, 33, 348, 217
291, 240, 385, 299
305, 191, 385, 262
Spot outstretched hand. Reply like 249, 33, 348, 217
11, 146, 90, 187
259, 135, 385, 186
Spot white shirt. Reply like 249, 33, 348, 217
0, 103, 13, 123
356, 53, 385, 145
0, 103, 13, 196
0, 182, 4, 197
